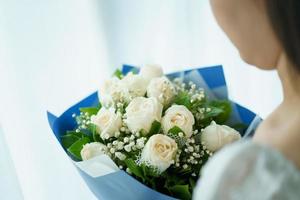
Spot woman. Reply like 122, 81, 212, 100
194, 1, 300, 199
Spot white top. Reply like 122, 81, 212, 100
193, 140, 300, 200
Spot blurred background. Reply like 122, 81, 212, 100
0, 0, 282, 199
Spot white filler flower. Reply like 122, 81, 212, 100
140, 64, 164, 83
121, 73, 148, 98
162, 105, 195, 137
91, 107, 122, 140
147, 76, 175, 106
125, 97, 163, 133
201, 121, 241, 152
80, 142, 107, 160
141, 134, 177, 173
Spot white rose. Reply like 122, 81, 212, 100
162, 105, 195, 137
125, 97, 163, 133
201, 121, 241, 152
141, 134, 177, 173
91, 107, 122, 140
147, 76, 175, 106
98, 77, 127, 107
121, 72, 147, 98
80, 142, 107, 160
140, 64, 164, 82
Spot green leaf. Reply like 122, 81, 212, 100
189, 178, 196, 189
168, 126, 184, 136
208, 100, 231, 123
141, 163, 160, 178
61, 130, 85, 149
164, 174, 185, 187
67, 137, 90, 160
193, 133, 201, 145
148, 121, 161, 136
178, 166, 193, 176
169, 184, 192, 200
61, 134, 81, 149
124, 159, 145, 181
173, 91, 192, 109
231, 123, 248, 132
168, 126, 187, 148
66, 130, 84, 138
200, 107, 223, 121
113, 69, 123, 79
79, 106, 100, 116
89, 124, 102, 142
196, 100, 232, 128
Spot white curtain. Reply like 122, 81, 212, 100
97, 0, 282, 117
0, 1, 282, 200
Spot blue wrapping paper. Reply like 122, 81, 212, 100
47, 65, 262, 200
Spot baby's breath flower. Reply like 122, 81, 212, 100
178, 132, 184, 138
117, 142, 124, 150
110, 148, 115, 154
124, 145, 132, 152
114, 131, 120, 138
115, 152, 126, 161
124, 137, 129, 143
188, 146, 194, 152
126, 168, 132, 174
132, 146, 137, 151
130, 135, 135, 141
136, 138, 145, 149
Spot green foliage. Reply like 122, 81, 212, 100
79, 106, 100, 116
168, 185, 191, 200
113, 69, 123, 79
61, 129, 95, 161
88, 123, 105, 144
141, 163, 160, 178
147, 121, 161, 137
177, 166, 193, 176
67, 137, 90, 160
208, 100, 231, 123
193, 133, 202, 145
168, 126, 184, 136
188, 178, 196, 189
173, 91, 192, 109
61, 131, 83, 149
124, 159, 145, 181
195, 100, 232, 128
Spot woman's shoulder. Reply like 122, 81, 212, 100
193, 140, 300, 200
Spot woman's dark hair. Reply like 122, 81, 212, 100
266, 0, 300, 71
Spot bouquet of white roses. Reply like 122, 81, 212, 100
47, 64, 261, 200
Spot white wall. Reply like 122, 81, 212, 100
0, 0, 106, 199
